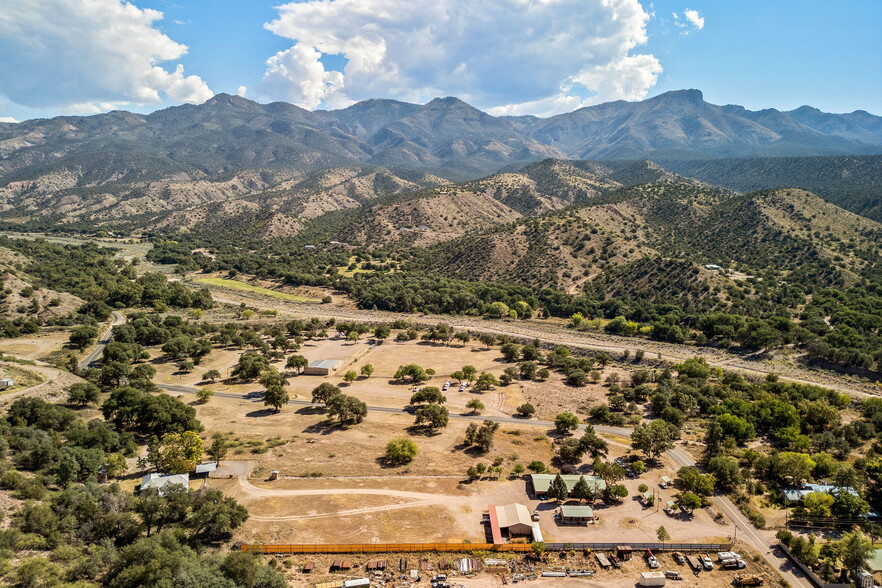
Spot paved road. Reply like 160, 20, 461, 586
159, 380, 811, 587
78, 311, 125, 370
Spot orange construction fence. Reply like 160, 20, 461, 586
240, 543, 534, 554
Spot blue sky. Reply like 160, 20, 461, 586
1, 0, 880, 122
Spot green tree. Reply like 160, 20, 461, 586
831, 489, 870, 518
394, 363, 429, 383
461, 365, 477, 382
327, 394, 367, 425
263, 385, 289, 412
231, 352, 270, 380
201, 369, 221, 383
473, 372, 500, 391
838, 529, 873, 571
360, 363, 374, 378
414, 404, 449, 430
151, 431, 204, 474
188, 488, 249, 541
464, 420, 499, 452
196, 388, 215, 404
555, 412, 580, 434
773, 452, 816, 484
466, 399, 485, 414
677, 466, 716, 496
343, 370, 357, 383
570, 476, 593, 501
516, 403, 536, 418
285, 354, 308, 374
66, 382, 101, 406
69, 325, 99, 350
547, 474, 569, 501
803, 492, 835, 517
208, 438, 228, 464
385, 437, 418, 464
486, 301, 510, 318
657, 526, 671, 542
311, 382, 341, 404
631, 420, 680, 461
678, 491, 702, 513
706, 456, 743, 492
410, 387, 446, 405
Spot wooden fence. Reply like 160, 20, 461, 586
239, 542, 732, 555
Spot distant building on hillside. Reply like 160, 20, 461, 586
0, 378, 13, 389
304, 359, 343, 376
704, 264, 722, 271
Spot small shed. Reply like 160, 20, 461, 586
560, 504, 596, 524
617, 546, 633, 560
660, 476, 672, 488
641, 491, 654, 505
304, 359, 342, 376
0, 378, 14, 390
193, 462, 217, 478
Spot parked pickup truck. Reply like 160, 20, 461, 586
671, 552, 686, 564
699, 553, 714, 570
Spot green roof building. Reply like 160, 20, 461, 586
529, 474, 606, 498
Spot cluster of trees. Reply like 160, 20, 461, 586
778, 528, 874, 584
311, 383, 367, 426
0, 387, 280, 585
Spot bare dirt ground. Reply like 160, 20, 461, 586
0, 329, 73, 363
207, 435, 718, 547
184, 390, 555, 480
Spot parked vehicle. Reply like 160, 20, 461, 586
665, 570, 683, 580
722, 559, 746, 569
609, 554, 622, 568
671, 552, 686, 564
699, 553, 714, 570
645, 550, 659, 569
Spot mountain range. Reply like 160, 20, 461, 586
1, 90, 881, 188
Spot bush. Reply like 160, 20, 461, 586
385, 438, 418, 464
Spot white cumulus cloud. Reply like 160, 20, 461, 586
684, 9, 705, 30
256, 0, 661, 116
0, 117, 19, 124
0, 0, 213, 112
673, 8, 704, 33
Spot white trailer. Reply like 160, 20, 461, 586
639, 571, 667, 586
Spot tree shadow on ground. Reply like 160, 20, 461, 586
405, 425, 442, 437
302, 420, 344, 435
245, 408, 278, 418
295, 405, 325, 416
